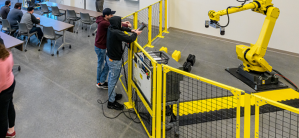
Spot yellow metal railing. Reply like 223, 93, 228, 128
119, 0, 299, 138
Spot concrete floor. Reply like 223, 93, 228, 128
2, 5, 299, 138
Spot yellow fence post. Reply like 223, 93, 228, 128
146, 6, 154, 48
244, 92, 251, 138
161, 64, 166, 138
255, 96, 260, 138
134, 12, 138, 53
152, 62, 157, 138
158, 0, 165, 38
163, 0, 169, 33
235, 91, 242, 138
156, 64, 163, 138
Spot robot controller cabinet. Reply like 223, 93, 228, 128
133, 51, 183, 105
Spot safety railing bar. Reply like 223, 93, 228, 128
122, 13, 134, 19
254, 95, 299, 114
163, 64, 244, 93
134, 41, 158, 64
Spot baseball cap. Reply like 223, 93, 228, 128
103, 8, 116, 16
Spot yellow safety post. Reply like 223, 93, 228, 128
134, 12, 138, 53
152, 61, 157, 138
255, 96, 260, 138
244, 92, 251, 138
163, 0, 169, 33
172, 50, 181, 62
146, 6, 154, 48
161, 64, 166, 138
158, 0, 165, 38
156, 64, 163, 138
159, 47, 168, 53
235, 91, 241, 138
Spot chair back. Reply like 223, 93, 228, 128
43, 26, 56, 39
51, 6, 60, 16
41, 4, 49, 13
66, 10, 77, 19
18, 23, 29, 35
80, 13, 91, 23
1, 19, 11, 31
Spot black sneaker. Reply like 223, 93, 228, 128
107, 101, 124, 110
115, 94, 122, 101
96, 82, 108, 89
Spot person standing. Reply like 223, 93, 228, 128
0, 38, 16, 138
95, 0, 104, 12
0, 1, 11, 19
106, 16, 142, 110
7, 3, 23, 30
20, 7, 43, 42
95, 8, 131, 89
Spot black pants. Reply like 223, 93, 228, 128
30, 27, 43, 41
0, 80, 16, 138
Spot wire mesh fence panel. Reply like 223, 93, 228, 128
137, 8, 149, 47
152, 3, 160, 40
164, 70, 238, 138
122, 15, 135, 30
257, 101, 299, 138
120, 42, 129, 90
133, 88, 152, 136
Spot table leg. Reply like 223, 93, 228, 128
63, 10, 66, 22
56, 30, 71, 55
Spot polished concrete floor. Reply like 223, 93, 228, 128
2, 7, 299, 138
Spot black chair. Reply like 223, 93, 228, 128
80, 13, 96, 37
17, 23, 39, 52
1, 19, 17, 36
40, 4, 51, 17
39, 26, 63, 56
66, 10, 81, 33
51, 6, 65, 21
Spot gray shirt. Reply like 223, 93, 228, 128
7, 8, 23, 27
20, 12, 40, 30
0, 5, 10, 19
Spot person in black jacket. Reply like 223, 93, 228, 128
106, 16, 142, 110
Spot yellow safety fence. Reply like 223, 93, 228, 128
118, 0, 299, 138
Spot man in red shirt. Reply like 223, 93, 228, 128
95, 8, 131, 89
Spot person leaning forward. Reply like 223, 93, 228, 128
106, 16, 142, 110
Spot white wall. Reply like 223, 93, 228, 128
139, 0, 159, 9
169, 0, 299, 54
61, 0, 84, 8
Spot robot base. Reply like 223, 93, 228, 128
226, 65, 288, 91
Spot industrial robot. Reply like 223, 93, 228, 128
205, 0, 289, 91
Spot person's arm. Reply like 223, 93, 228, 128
121, 26, 132, 32
18, 12, 23, 22
31, 14, 40, 24
0, 62, 7, 90
117, 31, 138, 43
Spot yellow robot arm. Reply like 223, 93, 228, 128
207, 0, 280, 73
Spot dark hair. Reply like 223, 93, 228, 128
5, 1, 11, 5
14, 3, 22, 9
27, 7, 34, 12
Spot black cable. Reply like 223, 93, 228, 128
215, 0, 249, 28
272, 69, 299, 92
97, 45, 141, 123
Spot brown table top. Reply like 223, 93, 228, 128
0, 32, 24, 51
38, 2, 102, 17
21, 10, 74, 32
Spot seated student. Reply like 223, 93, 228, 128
7, 3, 23, 30
0, 1, 11, 19
20, 7, 43, 41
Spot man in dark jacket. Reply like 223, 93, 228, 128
0, 1, 11, 19
94, 8, 131, 89
106, 16, 142, 110
7, 3, 23, 30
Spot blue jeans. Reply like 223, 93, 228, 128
106, 56, 122, 102
95, 46, 109, 84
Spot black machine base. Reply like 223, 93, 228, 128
226, 67, 288, 91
